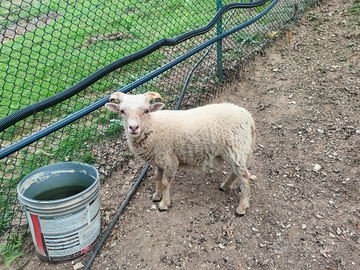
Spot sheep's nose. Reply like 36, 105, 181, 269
129, 125, 139, 132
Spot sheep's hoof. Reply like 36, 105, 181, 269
219, 184, 230, 191
235, 207, 246, 217
152, 194, 161, 202
158, 201, 168, 211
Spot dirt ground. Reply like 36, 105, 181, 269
3, 0, 360, 269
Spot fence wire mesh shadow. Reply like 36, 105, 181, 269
0, 0, 319, 247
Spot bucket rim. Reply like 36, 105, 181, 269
17, 161, 99, 204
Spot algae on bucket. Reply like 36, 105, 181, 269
17, 162, 101, 262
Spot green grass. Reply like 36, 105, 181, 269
0, 0, 216, 119
0, 0, 308, 120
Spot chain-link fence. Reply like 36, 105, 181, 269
0, 0, 318, 246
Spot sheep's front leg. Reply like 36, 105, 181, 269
158, 172, 175, 211
219, 172, 238, 191
152, 166, 163, 202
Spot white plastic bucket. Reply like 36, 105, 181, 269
17, 162, 101, 262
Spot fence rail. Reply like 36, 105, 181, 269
1, 0, 317, 248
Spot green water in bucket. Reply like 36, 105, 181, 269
33, 185, 88, 201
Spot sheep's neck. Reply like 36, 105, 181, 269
133, 131, 152, 146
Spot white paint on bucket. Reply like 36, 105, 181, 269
17, 162, 101, 262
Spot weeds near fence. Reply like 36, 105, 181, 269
0, 233, 23, 267
349, 0, 360, 15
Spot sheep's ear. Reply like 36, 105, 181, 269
109, 92, 125, 102
149, 102, 164, 112
144, 92, 162, 102
105, 102, 120, 113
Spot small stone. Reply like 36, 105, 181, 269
315, 213, 324, 219
302, 224, 307, 230
337, 228, 342, 235
273, 68, 279, 72
329, 233, 336, 238
250, 175, 257, 181
222, 171, 228, 175
128, 160, 135, 166
329, 200, 334, 205
259, 243, 266, 247
287, 184, 294, 187
219, 243, 225, 249
252, 227, 259, 232
74, 262, 84, 270
151, 205, 157, 210
313, 164, 322, 173
317, 129, 324, 134
288, 93, 294, 99
289, 101, 296, 104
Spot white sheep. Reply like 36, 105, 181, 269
105, 91, 256, 216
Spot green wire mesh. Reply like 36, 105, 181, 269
0, 0, 319, 243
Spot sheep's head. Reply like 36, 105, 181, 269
105, 92, 164, 137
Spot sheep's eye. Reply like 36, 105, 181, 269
120, 109, 125, 114
144, 109, 149, 114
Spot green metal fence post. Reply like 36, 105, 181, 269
216, 0, 223, 83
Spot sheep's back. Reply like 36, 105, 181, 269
148, 103, 254, 170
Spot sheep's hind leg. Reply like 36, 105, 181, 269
219, 172, 238, 191
236, 168, 251, 216
152, 166, 163, 202
223, 157, 250, 216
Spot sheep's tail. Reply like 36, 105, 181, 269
247, 125, 256, 165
